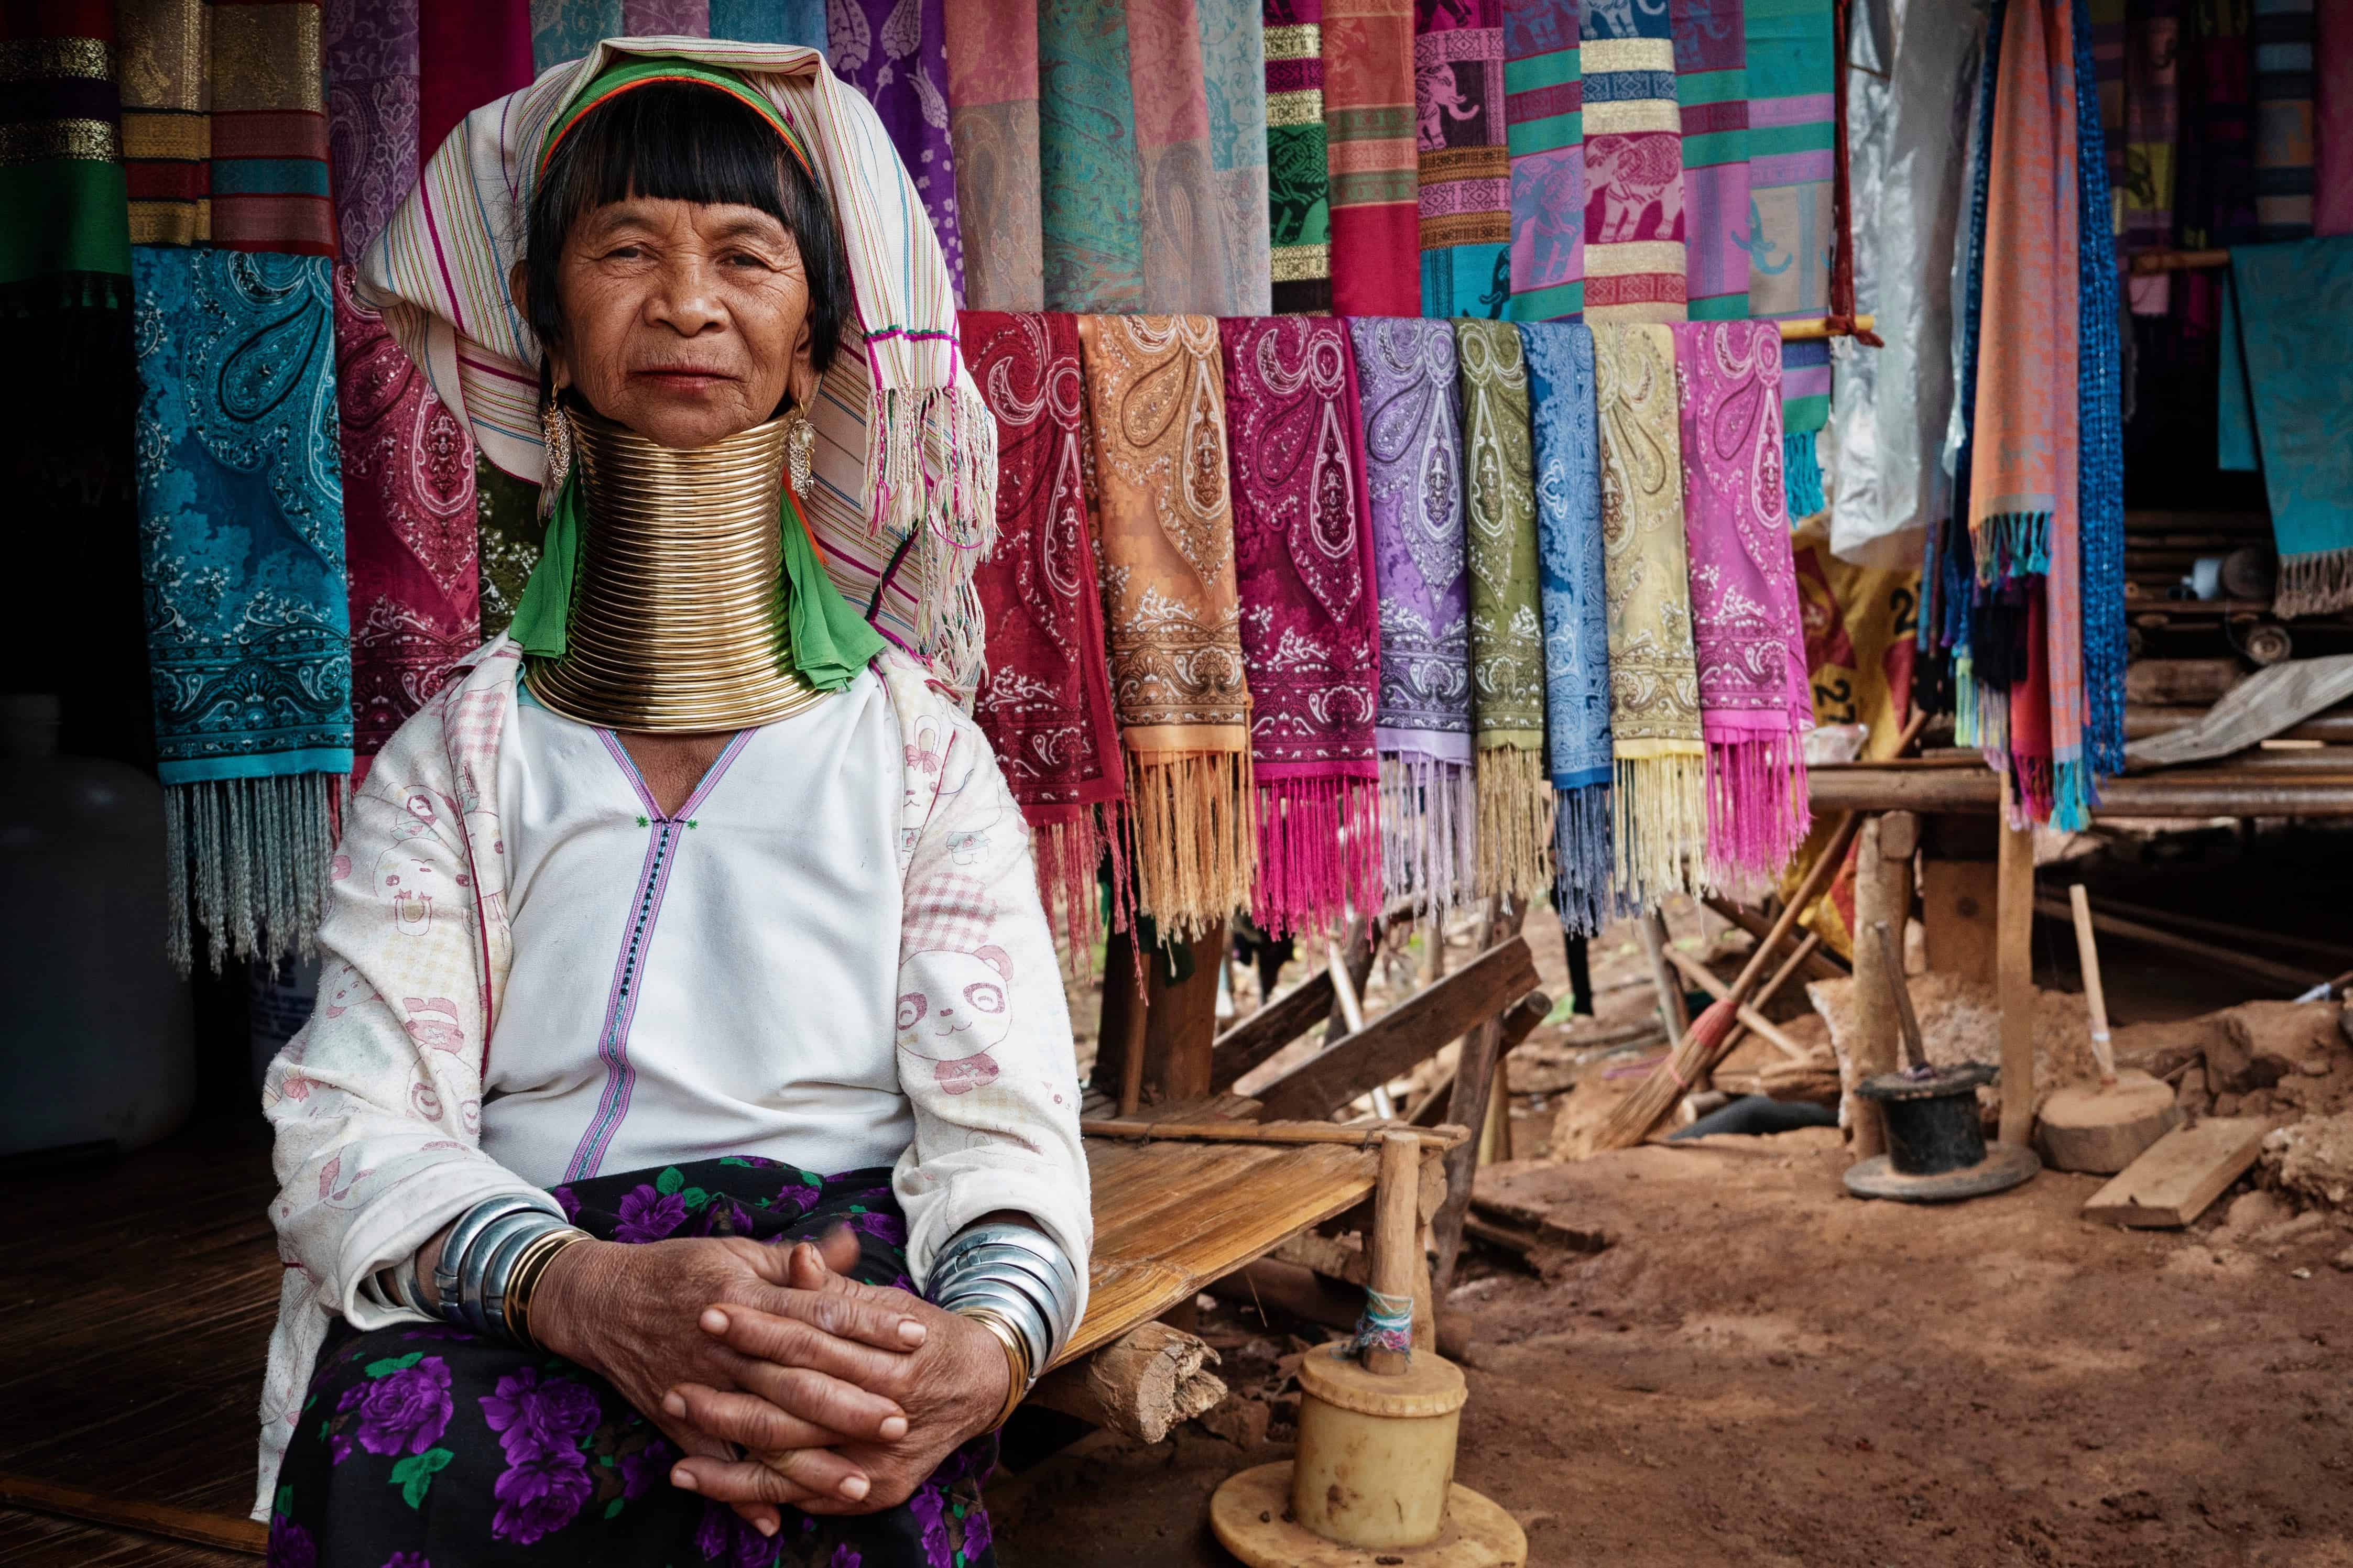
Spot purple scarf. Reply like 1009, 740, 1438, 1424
829, 0, 965, 298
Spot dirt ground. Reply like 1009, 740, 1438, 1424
998, 827, 2353, 1567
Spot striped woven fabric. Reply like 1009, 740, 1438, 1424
2253, 0, 2316, 238
1265, 0, 1334, 310
1416, 0, 1513, 316
1581, 0, 1686, 323
0, 0, 131, 301
1324, 0, 1421, 314
2122, 0, 2181, 312
944, 0, 1044, 310
118, 1, 212, 245
359, 37, 998, 686
211, 0, 335, 255
1743, 0, 1833, 502
1502, 0, 1584, 321
1672, 0, 1750, 320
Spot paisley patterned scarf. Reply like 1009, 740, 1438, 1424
1671, 321, 1810, 895
1593, 322, 1704, 906
1455, 319, 1553, 904
1040, 0, 1146, 309
1078, 314, 1257, 938
1221, 317, 1384, 935
1265, 0, 1335, 312
133, 249, 352, 971
1349, 316, 1477, 914
961, 311, 1128, 953
827, 0, 963, 297
1503, 0, 1585, 322
333, 267, 480, 775
1415, 0, 1513, 316
1521, 321, 1617, 932
944, 0, 1045, 310
1130, 0, 1251, 314
1200, 0, 1277, 313
325, 0, 420, 263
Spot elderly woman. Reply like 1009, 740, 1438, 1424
257, 42, 1087, 1568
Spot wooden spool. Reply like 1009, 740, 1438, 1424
2034, 886, 2181, 1173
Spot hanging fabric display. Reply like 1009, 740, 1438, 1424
533, 0, 618, 70
2320, 0, 2352, 233
118, 0, 212, 246
1128, 0, 1244, 314
1221, 316, 1385, 935
1200, 0, 1277, 313
827, 0, 963, 297
2219, 238, 2353, 615
333, 267, 479, 772
1078, 314, 1257, 938
1349, 316, 1477, 914
211, 0, 336, 256
708, 0, 826, 48
1324, 0, 1423, 314
1265, 0, 1335, 311
1414, 0, 1512, 317
2254, 0, 2317, 239
324, 0, 420, 264
2122, 0, 2181, 312
2074, 0, 2127, 781
1672, 0, 1751, 320
1455, 318, 1554, 904
133, 249, 351, 971
623, 0, 709, 30
1593, 322, 1705, 906
1041, 0, 1147, 310
1745, 0, 1835, 512
1670, 321, 1810, 894
961, 311, 1129, 951
1520, 320, 1616, 933
1502, 0, 1583, 322
1581, 0, 1688, 323
945, 0, 1045, 310
0, 1, 132, 308
420, 1, 536, 156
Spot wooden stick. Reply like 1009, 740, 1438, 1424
1365, 1130, 1421, 1374
1661, 946, 1811, 1061
1997, 771, 2037, 1147
1706, 897, 1850, 979
0, 1473, 265, 1556
2067, 885, 2118, 1085
1873, 919, 1927, 1071
2034, 897, 2326, 993
1115, 938, 1151, 1118
1778, 313, 1877, 340
2128, 247, 2228, 274
2069, 890, 2353, 969
1753, 931, 1826, 1014
1080, 1117, 1472, 1150
1327, 938, 1368, 1033
1638, 911, 1692, 1040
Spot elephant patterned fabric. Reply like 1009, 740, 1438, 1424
1579, 0, 1690, 322
256, 640, 1091, 1517
267, 1159, 1000, 1567
1504, 0, 1588, 322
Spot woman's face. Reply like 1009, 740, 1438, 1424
522, 195, 819, 450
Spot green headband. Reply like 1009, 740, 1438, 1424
540, 58, 815, 180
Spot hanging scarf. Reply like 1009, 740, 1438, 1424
1265, 0, 1335, 311
1745, 0, 1836, 510
1415, 0, 1512, 316
1078, 314, 1257, 938
0, 2, 132, 309
1580, 0, 1687, 323
211, 0, 336, 256
422, 1, 535, 154
535, 1, 619, 69
333, 266, 479, 773
2074, 0, 2127, 783
1672, 0, 1751, 320
1201, 0, 1277, 313
1040, 0, 1146, 310
1455, 318, 1553, 904
944, 0, 1045, 310
827, 0, 964, 298
325, 0, 420, 263
960, 311, 1129, 952
2255, 0, 2317, 239
1593, 322, 1704, 906
1128, 0, 1243, 314
2220, 238, 2353, 615
118, 0, 210, 246
1521, 321, 1616, 933
1502, 1, 1584, 321
2176, 0, 2258, 252
1221, 317, 1384, 935
133, 249, 351, 972
708, 0, 826, 48
1349, 316, 1476, 914
2122, 0, 2182, 313
357, 40, 995, 688
1671, 321, 1810, 893
1324, 0, 1422, 315
2321, 0, 2352, 233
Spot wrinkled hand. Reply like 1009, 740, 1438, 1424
532, 1230, 926, 1527
662, 1240, 1012, 1515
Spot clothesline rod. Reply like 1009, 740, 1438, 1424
2128, 248, 2229, 275
1775, 314, 1876, 342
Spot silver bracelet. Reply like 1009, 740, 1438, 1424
928, 1221, 1081, 1376
456, 1211, 552, 1336
435, 1194, 558, 1310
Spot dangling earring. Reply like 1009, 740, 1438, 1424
783, 409, 815, 496
539, 396, 575, 518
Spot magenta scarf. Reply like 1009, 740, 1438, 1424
1670, 321, 1811, 891
1219, 316, 1385, 935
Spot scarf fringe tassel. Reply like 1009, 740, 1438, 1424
1252, 775, 1384, 938
2276, 547, 2353, 619
1378, 753, 1478, 916
1785, 429, 1826, 520
1475, 745, 1556, 906
1704, 732, 1813, 901
164, 773, 345, 975
1126, 749, 1256, 943
1973, 509, 2053, 585
1613, 751, 1709, 908
869, 384, 999, 694
1033, 802, 1131, 973
1551, 782, 1620, 936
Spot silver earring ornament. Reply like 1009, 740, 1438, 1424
784, 409, 815, 495
539, 397, 575, 518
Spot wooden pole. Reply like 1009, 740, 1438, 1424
1848, 812, 1915, 1157
1638, 911, 1692, 1042
1997, 773, 2037, 1147
1365, 1130, 1422, 1375
1660, 947, 1811, 1060
1875, 920, 1927, 1071
2067, 885, 2117, 1084
1431, 897, 1524, 1291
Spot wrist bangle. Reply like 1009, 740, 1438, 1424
957, 1307, 1032, 1430
505, 1230, 592, 1351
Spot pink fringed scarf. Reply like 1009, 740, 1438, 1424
960, 311, 1129, 954
1219, 316, 1385, 935
1670, 320, 1811, 893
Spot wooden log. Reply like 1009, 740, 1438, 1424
1810, 766, 2353, 817
2081, 1117, 2267, 1228
2035, 1074, 2182, 1173
2125, 657, 2245, 706
2126, 704, 2353, 743
1210, 968, 1337, 1092
1704, 897, 1850, 980
1364, 1132, 1421, 1374
2032, 897, 2327, 993
1661, 947, 1810, 1060
1850, 814, 1914, 1158
1025, 1321, 1228, 1443
1155, 928, 1229, 1104
1204, 1259, 1479, 1363
1080, 1117, 1471, 1149
1323, 917, 1378, 1046
1997, 774, 2036, 1148
1251, 934, 1540, 1121
1101, 927, 1153, 1116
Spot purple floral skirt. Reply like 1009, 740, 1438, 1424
268, 1159, 996, 1568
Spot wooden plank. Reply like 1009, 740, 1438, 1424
1997, 775, 2036, 1147
1252, 936, 1541, 1121
1208, 969, 1337, 1091
2082, 1117, 2267, 1229
0, 1478, 262, 1558
0, 1510, 255, 1568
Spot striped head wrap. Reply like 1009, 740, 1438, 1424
356, 38, 997, 688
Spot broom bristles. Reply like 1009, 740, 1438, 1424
1589, 1000, 1738, 1153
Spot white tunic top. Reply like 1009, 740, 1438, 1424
483, 672, 912, 1186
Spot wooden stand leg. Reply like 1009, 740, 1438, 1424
1848, 811, 1916, 1160
1638, 910, 1692, 1042
1365, 1131, 1421, 1375
1997, 776, 2038, 1147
